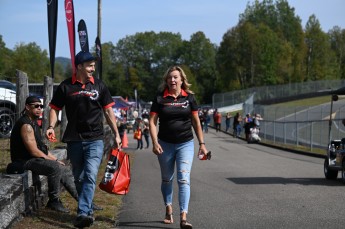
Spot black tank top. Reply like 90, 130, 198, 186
10, 115, 48, 162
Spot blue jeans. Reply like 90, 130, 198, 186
157, 139, 194, 213
204, 122, 209, 133
67, 140, 104, 216
236, 124, 242, 136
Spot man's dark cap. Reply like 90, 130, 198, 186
25, 96, 41, 105
75, 51, 97, 67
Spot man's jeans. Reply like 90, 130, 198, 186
157, 139, 194, 213
24, 158, 78, 201
67, 140, 104, 216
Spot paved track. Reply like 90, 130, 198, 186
117, 129, 345, 229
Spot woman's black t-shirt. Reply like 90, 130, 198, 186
150, 89, 198, 144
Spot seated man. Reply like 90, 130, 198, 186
9, 96, 78, 213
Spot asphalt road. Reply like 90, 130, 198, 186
117, 129, 345, 229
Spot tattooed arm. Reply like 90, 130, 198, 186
21, 124, 56, 161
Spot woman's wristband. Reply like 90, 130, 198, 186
199, 142, 205, 146
48, 125, 54, 129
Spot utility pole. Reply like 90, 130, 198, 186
97, 0, 102, 40
96, 0, 102, 80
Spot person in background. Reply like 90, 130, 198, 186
143, 120, 150, 148
225, 112, 232, 132
117, 118, 127, 141
253, 113, 263, 127
9, 96, 77, 213
215, 111, 222, 132
244, 113, 253, 141
213, 108, 218, 126
233, 112, 242, 138
142, 109, 149, 120
136, 118, 144, 150
149, 66, 209, 229
198, 109, 205, 132
203, 109, 210, 133
46, 51, 121, 228
132, 110, 139, 130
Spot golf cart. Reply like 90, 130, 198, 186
324, 91, 345, 182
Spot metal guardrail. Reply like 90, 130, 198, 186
214, 115, 344, 154
213, 79, 345, 108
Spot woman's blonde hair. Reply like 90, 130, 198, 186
158, 66, 194, 94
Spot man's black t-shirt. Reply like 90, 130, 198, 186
150, 89, 198, 144
50, 76, 114, 142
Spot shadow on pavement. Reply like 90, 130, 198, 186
227, 177, 344, 186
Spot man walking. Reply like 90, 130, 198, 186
46, 51, 121, 228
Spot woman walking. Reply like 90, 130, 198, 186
149, 66, 209, 229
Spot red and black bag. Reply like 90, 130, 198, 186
99, 148, 130, 195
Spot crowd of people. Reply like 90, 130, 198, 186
133, 117, 150, 149
113, 106, 151, 150
233, 112, 263, 141
198, 108, 263, 141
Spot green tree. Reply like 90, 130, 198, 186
217, 21, 283, 89
328, 26, 345, 79
235, 0, 306, 84
64, 63, 73, 81
183, 32, 217, 103
217, 0, 305, 90
53, 62, 65, 82
0, 35, 14, 79
237, 21, 259, 88
97, 42, 116, 84
305, 15, 336, 80
275, 0, 305, 82
254, 23, 281, 85
112, 32, 184, 101
216, 27, 243, 92
11, 42, 50, 82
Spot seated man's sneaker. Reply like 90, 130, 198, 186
73, 215, 94, 228
46, 198, 70, 213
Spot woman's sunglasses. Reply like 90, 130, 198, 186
29, 104, 44, 109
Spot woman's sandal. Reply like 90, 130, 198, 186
180, 220, 193, 229
163, 213, 173, 224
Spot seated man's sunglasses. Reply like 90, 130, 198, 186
29, 104, 44, 109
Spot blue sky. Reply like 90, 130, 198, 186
1, 0, 344, 58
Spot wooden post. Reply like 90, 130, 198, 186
97, 0, 102, 40
43, 76, 53, 134
43, 76, 67, 142
15, 70, 29, 121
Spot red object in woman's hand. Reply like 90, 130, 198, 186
198, 150, 211, 160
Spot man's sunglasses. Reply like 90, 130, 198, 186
29, 104, 44, 109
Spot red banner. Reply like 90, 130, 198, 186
64, 0, 75, 75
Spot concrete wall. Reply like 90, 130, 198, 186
0, 149, 65, 229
